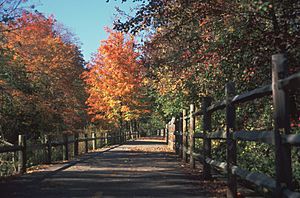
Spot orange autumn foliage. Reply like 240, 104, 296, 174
3, 13, 86, 132
82, 29, 148, 123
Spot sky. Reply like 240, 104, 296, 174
35, 0, 140, 62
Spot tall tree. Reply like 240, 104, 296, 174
83, 29, 148, 125
1, 12, 87, 140
114, 0, 300, 116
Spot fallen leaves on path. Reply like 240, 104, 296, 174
139, 137, 166, 140
180, 161, 227, 197
128, 145, 173, 153
27, 164, 54, 173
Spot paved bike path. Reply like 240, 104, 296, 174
0, 139, 219, 198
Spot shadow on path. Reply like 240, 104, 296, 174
124, 140, 167, 146
0, 139, 217, 198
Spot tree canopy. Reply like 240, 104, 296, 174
1, 7, 86, 140
113, 0, 300, 120
82, 29, 149, 126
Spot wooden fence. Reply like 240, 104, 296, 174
165, 54, 300, 198
0, 130, 139, 175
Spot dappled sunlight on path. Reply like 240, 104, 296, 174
0, 139, 223, 198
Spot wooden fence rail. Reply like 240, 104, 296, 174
0, 130, 139, 174
164, 54, 300, 198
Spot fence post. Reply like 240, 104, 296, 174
123, 127, 126, 142
202, 97, 212, 179
182, 109, 188, 163
124, 128, 127, 142
179, 113, 183, 158
175, 117, 180, 154
137, 122, 140, 138
110, 132, 112, 145
64, 134, 69, 161
74, 133, 79, 156
272, 53, 292, 197
105, 132, 108, 145
18, 134, 26, 173
92, 132, 96, 150
226, 82, 237, 198
166, 124, 169, 145
114, 131, 117, 144
134, 121, 139, 138
129, 120, 133, 139
120, 117, 123, 143
45, 135, 52, 164
99, 133, 102, 147
107, 132, 110, 146
189, 104, 196, 169
84, 134, 88, 153
119, 130, 122, 143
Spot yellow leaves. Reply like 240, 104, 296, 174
121, 106, 130, 113
149, 65, 185, 96
83, 29, 148, 123
228, 26, 235, 33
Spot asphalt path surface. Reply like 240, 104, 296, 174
0, 139, 218, 198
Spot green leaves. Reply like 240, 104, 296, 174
113, 0, 299, 142
0, 12, 87, 141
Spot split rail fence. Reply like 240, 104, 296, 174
165, 54, 300, 198
0, 130, 139, 175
